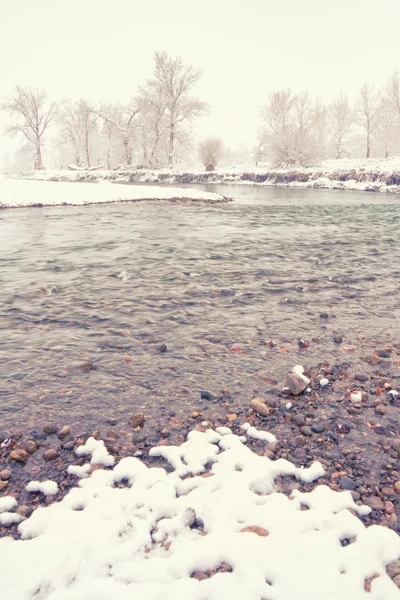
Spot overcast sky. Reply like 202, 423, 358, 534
1, 0, 400, 148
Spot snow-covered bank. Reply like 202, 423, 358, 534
1, 426, 400, 600
15, 157, 400, 195
0, 176, 227, 208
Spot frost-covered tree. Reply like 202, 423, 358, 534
199, 137, 224, 169
329, 93, 354, 158
355, 83, 381, 158
2, 86, 61, 169
95, 102, 142, 166
145, 51, 209, 166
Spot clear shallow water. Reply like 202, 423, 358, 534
1, 184, 399, 433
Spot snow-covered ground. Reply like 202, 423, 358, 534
1, 426, 400, 600
0, 176, 226, 208
12, 157, 400, 194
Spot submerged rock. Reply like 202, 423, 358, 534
250, 398, 271, 417
283, 373, 307, 395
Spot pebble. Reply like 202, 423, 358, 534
283, 373, 307, 395
250, 398, 271, 417
311, 424, 324, 433
0, 469, 12, 480
158, 343, 168, 353
240, 526, 269, 536
62, 440, 75, 450
300, 426, 312, 437
200, 391, 213, 400
350, 391, 363, 403
319, 378, 329, 387
128, 414, 145, 428
16, 505, 32, 518
293, 414, 306, 427
43, 449, 58, 461
362, 496, 385, 511
339, 476, 355, 491
43, 424, 58, 435
355, 374, 369, 382
333, 335, 343, 343
10, 449, 28, 463
394, 481, 400, 494
320, 312, 329, 319
375, 405, 386, 415
58, 425, 71, 439
377, 350, 391, 358
24, 439, 38, 454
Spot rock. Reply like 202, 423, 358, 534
158, 343, 168, 353
82, 359, 96, 371
0, 469, 11, 480
394, 481, 400, 494
191, 572, 208, 581
293, 414, 306, 427
43, 449, 58, 461
340, 476, 356, 491
0, 481, 8, 491
24, 439, 38, 454
10, 449, 28, 463
263, 450, 275, 459
387, 559, 400, 578
43, 424, 58, 435
385, 500, 395, 514
226, 413, 238, 422
58, 425, 71, 439
311, 424, 324, 433
333, 335, 343, 343
240, 526, 269, 536
62, 440, 75, 450
320, 312, 329, 319
300, 426, 312, 437
375, 405, 386, 415
355, 374, 369, 382
200, 391, 213, 400
250, 398, 271, 417
297, 339, 310, 348
132, 433, 146, 443
16, 505, 32, 518
362, 496, 385, 511
377, 350, 391, 358
283, 373, 307, 395
128, 413, 144, 428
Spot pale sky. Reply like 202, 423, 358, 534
1, 0, 400, 149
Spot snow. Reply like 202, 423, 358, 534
0, 496, 17, 513
26, 480, 59, 495
10, 156, 400, 194
0, 177, 225, 208
1, 426, 399, 599
319, 378, 330, 387
351, 391, 363, 403
240, 422, 276, 443
75, 437, 116, 467
292, 364, 311, 385
67, 464, 92, 478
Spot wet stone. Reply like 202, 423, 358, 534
339, 476, 356, 491
283, 373, 307, 395
10, 449, 28, 463
362, 496, 385, 511
157, 343, 168, 353
333, 335, 343, 343
300, 426, 312, 437
0, 469, 12, 480
293, 414, 306, 427
200, 391, 213, 400
58, 425, 71, 439
355, 374, 369, 382
43, 449, 58, 461
24, 439, 38, 454
62, 440, 75, 450
128, 413, 144, 428
250, 398, 271, 417
311, 424, 324, 433
43, 424, 58, 435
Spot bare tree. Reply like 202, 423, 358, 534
356, 83, 381, 158
59, 101, 84, 166
199, 137, 224, 170
147, 51, 209, 166
386, 70, 400, 119
2, 86, 61, 169
95, 102, 142, 166
376, 99, 398, 158
329, 93, 354, 158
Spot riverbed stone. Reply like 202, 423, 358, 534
283, 373, 307, 395
250, 398, 271, 417
43, 449, 58, 461
339, 476, 356, 490
43, 424, 58, 435
362, 496, 385, 511
58, 425, 71, 439
0, 469, 11, 480
300, 425, 312, 437
293, 414, 306, 427
10, 449, 28, 463
24, 439, 38, 454
128, 413, 144, 428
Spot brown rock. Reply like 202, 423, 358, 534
394, 481, 400, 494
250, 398, 271, 417
0, 481, 8, 491
226, 413, 238, 422
0, 469, 12, 480
58, 425, 71, 439
43, 449, 58, 461
128, 413, 144, 428
24, 439, 38, 454
283, 373, 307, 395
16, 505, 32, 518
10, 449, 28, 463
43, 424, 58, 435
375, 405, 386, 415
362, 496, 385, 511
240, 526, 269, 537
385, 501, 395, 514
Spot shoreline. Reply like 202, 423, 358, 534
10, 157, 400, 195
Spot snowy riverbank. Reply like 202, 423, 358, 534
10, 157, 400, 195
1, 425, 400, 599
0, 177, 227, 208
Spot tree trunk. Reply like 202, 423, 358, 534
35, 142, 43, 170
366, 132, 370, 159
168, 120, 174, 167
85, 125, 91, 168
123, 135, 132, 166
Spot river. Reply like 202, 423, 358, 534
1, 184, 399, 438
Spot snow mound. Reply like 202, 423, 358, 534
26, 480, 59, 495
0, 427, 400, 599
0, 178, 225, 208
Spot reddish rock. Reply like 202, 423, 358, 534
58, 425, 71, 439
10, 449, 28, 463
240, 526, 269, 537
128, 413, 144, 428
43, 449, 58, 461
250, 398, 271, 417
0, 469, 12, 480
24, 439, 38, 454
283, 373, 307, 395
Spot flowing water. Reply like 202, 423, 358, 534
1, 184, 400, 435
